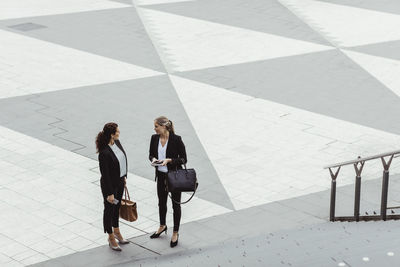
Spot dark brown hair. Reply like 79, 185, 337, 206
155, 116, 175, 134
96, 122, 118, 153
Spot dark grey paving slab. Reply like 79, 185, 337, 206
134, 173, 400, 254
346, 40, 400, 61
176, 49, 400, 136
0, 7, 165, 72
29, 238, 157, 267
143, 0, 330, 46
121, 221, 400, 267
0, 76, 234, 210
39, 173, 400, 266
319, 0, 400, 15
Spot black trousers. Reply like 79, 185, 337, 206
101, 178, 124, 234
157, 171, 182, 232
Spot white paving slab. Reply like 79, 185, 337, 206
0, 0, 130, 20
279, 0, 400, 47
139, 8, 334, 72
0, 125, 230, 265
342, 49, 400, 98
134, 0, 194, 6
0, 29, 163, 99
170, 75, 400, 210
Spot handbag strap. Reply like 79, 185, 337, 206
168, 183, 198, 205
124, 186, 130, 201
174, 162, 187, 171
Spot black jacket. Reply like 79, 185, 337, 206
99, 140, 128, 196
149, 133, 187, 180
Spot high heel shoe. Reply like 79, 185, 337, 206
150, 226, 167, 239
170, 233, 179, 248
108, 238, 122, 251
114, 233, 130, 244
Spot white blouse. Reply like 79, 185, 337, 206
109, 143, 127, 177
157, 139, 168, 173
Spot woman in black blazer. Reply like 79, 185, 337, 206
148, 116, 187, 248
96, 122, 129, 251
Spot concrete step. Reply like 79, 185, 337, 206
117, 220, 400, 267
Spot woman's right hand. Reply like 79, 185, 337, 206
107, 194, 115, 204
151, 158, 158, 163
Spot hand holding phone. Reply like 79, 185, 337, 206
151, 160, 164, 166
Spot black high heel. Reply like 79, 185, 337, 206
150, 226, 167, 239
170, 233, 179, 248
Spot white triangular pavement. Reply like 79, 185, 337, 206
170, 74, 400, 210
0, 124, 231, 264
279, 0, 400, 47
0, 29, 163, 99
139, 8, 334, 72
342, 49, 400, 98
0, 0, 130, 20
134, 0, 193, 6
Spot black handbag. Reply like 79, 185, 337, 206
167, 164, 198, 204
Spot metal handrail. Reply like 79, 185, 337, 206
325, 149, 400, 222
324, 149, 400, 169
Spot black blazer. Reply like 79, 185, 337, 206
148, 133, 187, 180
99, 140, 128, 196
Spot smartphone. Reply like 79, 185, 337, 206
112, 199, 119, 205
151, 160, 164, 166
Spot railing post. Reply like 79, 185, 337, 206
325, 150, 400, 222
381, 155, 394, 221
353, 159, 365, 222
329, 167, 340, 222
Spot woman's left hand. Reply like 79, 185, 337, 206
161, 159, 172, 166
124, 176, 127, 185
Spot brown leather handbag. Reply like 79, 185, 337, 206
119, 186, 138, 222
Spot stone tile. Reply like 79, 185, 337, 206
30, 239, 64, 254
4, 260, 24, 267
46, 246, 75, 259
47, 229, 80, 244
12, 249, 40, 262
76, 227, 105, 242
63, 236, 94, 251
0, 253, 13, 264
62, 220, 93, 233
1, 241, 31, 258
20, 253, 50, 266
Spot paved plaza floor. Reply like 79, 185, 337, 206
1, 0, 400, 266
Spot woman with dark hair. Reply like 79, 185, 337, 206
148, 116, 187, 248
96, 122, 129, 251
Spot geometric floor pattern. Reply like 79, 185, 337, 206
1, 0, 400, 265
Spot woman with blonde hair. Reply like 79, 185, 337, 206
148, 116, 187, 247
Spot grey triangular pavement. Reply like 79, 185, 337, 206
0, 7, 165, 72
0, 76, 235, 210
175, 49, 400, 136
318, 0, 400, 15
345, 40, 400, 61
142, 0, 331, 46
